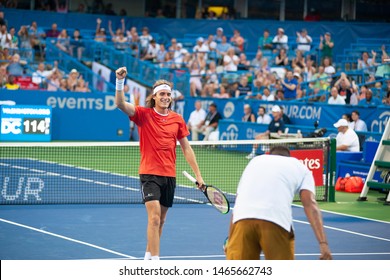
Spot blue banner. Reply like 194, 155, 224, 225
0, 90, 129, 141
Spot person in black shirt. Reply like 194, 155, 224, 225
246, 105, 285, 159
194, 103, 222, 141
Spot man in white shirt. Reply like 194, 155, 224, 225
32, 62, 57, 87
351, 110, 367, 132
256, 106, 272, 124
272, 28, 288, 51
226, 146, 332, 260
296, 28, 312, 53
334, 119, 360, 152
187, 100, 207, 140
328, 87, 346, 105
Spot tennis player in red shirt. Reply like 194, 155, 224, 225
115, 67, 205, 260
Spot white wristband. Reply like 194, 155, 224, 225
116, 78, 124, 91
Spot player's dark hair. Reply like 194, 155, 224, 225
270, 146, 290, 157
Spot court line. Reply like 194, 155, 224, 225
0, 218, 137, 259
293, 219, 390, 242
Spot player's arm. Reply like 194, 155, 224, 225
179, 137, 204, 186
114, 67, 136, 117
300, 189, 332, 260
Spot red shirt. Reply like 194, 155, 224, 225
130, 107, 189, 177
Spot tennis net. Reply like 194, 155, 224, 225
0, 138, 330, 205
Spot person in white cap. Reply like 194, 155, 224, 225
246, 105, 285, 159
272, 27, 288, 52
214, 27, 224, 44
333, 118, 360, 152
114, 67, 205, 260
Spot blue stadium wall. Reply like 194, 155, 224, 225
5, 8, 390, 59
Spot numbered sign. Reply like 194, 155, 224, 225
0, 105, 52, 141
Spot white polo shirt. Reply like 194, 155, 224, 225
336, 128, 360, 152
233, 155, 315, 232
187, 108, 206, 127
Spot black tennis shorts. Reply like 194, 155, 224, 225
140, 174, 176, 207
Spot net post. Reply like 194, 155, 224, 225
328, 138, 337, 203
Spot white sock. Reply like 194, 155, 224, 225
252, 148, 256, 154
151, 255, 160, 260
144, 252, 152, 260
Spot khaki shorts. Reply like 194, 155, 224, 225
226, 219, 295, 260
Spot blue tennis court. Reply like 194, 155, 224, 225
1, 203, 390, 260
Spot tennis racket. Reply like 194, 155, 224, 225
182, 171, 230, 214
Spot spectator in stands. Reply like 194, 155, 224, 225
56, 29, 70, 53
55, 0, 68, 13
323, 57, 335, 82
383, 91, 390, 106
375, 45, 390, 78
212, 84, 230, 98
349, 80, 359, 105
204, 34, 215, 50
328, 86, 346, 105
193, 37, 209, 55
194, 103, 222, 141
259, 58, 271, 76
223, 47, 239, 72
7, 27, 18, 49
69, 29, 84, 60
3, 74, 19, 90
311, 66, 329, 93
0, 25, 10, 49
262, 87, 275, 101
358, 88, 381, 106
139, 26, 153, 57
333, 119, 360, 152
202, 60, 219, 96
18, 25, 32, 50
59, 78, 68, 91
6, 53, 25, 76
242, 104, 256, 122
279, 106, 291, 124
230, 29, 245, 54
32, 62, 57, 88
214, 27, 224, 44
342, 113, 354, 129
46, 23, 60, 39
75, 78, 91, 92
189, 58, 205, 96
281, 70, 298, 100
275, 48, 289, 66
28, 21, 46, 52
305, 7, 321, 21
0, 11, 7, 27
319, 32, 334, 61
250, 50, 264, 69
358, 50, 377, 77
0, 47, 12, 66
235, 75, 252, 98
258, 29, 273, 51
256, 106, 272, 125
291, 50, 306, 71
108, 19, 127, 49
0, 65, 8, 87
296, 28, 312, 53
275, 89, 285, 101
237, 53, 250, 71
156, 43, 168, 66
351, 110, 368, 132
246, 105, 285, 159
272, 28, 288, 52
142, 39, 160, 62
172, 43, 188, 69
67, 68, 80, 91
304, 56, 316, 82
94, 18, 107, 42
334, 73, 352, 104
47, 68, 62, 91
216, 35, 231, 62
